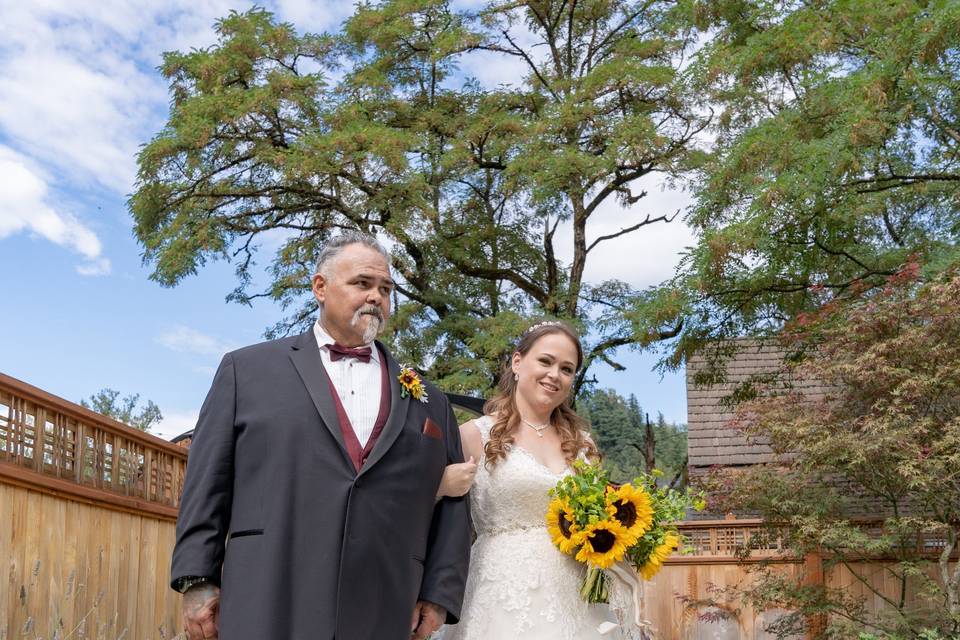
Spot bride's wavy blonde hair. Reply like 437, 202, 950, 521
482, 321, 598, 468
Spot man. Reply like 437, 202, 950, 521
171, 231, 471, 639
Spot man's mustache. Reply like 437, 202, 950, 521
352, 306, 384, 323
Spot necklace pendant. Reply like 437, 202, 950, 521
537, 430, 544, 437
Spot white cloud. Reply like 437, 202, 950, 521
0, 1, 345, 271
157, 325, 237, 357
0, 1, 348, 196
0, 1, 238, 193
0, 145, 111, 275
76, 257, 112, 277
152, 408, 200, 441
458, 48, 530, 89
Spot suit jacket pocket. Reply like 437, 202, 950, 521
228, 529, 264, 539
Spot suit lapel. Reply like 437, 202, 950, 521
358, 343, 410, 477
288, 330, 355, 472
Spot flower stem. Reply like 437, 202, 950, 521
580, 567, 609, 603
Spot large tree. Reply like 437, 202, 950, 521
702, 265, 960, 638
130, 2, 705, 392
661, 0, 960, 369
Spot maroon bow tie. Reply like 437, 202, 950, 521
326, 343, 373, 363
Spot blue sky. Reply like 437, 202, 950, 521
0, 1, 693, 439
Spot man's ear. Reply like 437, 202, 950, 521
311, 273, 326, 304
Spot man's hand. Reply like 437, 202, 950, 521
182, 583, 220, 640
436, 457, 478, 498
410, 600, 446, 639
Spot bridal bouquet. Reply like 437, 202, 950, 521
546, 460, 704, 603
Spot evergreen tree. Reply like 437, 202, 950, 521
580, 388, 687, 485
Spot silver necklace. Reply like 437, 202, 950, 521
521, 418, 552, 438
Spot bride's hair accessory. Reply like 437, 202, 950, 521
524, 320, 564, 335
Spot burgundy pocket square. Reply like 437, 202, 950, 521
422, 418, 443, 440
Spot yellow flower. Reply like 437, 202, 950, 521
605, 484, 653, 546
639, 531, 680, 580
546, 498, 581, 554
397, 366, 429, 403
575, 519, 629, 569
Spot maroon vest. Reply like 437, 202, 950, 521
323, 344, 392, 473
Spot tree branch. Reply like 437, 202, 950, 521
586, 209, 679, 253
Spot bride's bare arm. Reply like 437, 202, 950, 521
458, 419, 483, 465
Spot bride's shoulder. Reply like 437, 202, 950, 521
460, 414, 496, 439
458, 415, 494, 459
464, 414, 497, 426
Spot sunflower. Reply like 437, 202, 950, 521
639, 531, 680, 580
397, 365, 428, 402
575, 519, 629, 568
546, 498, 581, 554
605, 484, 654, 545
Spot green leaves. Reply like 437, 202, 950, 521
130, 1, 704, 393
665, 0, 960, 363
81, 389, 163, 433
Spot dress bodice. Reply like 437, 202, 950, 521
470, 415, 569, 538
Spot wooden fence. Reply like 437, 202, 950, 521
647, 518, 956, 639
645, 518, 806, 639
0, 373, 187, 639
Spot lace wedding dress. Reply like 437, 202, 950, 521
437, 415, 642, 640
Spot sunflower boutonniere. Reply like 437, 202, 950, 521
397, 365, 429, 403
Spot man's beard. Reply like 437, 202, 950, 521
351, 305, 384, 344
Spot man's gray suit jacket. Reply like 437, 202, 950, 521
170, 330, 472, 639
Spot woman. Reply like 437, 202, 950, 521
435, 320, 627, 639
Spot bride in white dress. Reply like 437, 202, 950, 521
436, 321, 636, 640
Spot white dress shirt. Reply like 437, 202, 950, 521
312, 321, 384, 446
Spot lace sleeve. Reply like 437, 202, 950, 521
473, 414, 494, 444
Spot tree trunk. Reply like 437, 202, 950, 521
942, 526, 959, 630
644, 413, 655, 474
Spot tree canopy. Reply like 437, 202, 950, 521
664, 0, 960, 368
130, 1, 706, 392
81, 388, 163, 433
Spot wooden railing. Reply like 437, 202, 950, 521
673, 516, 953, 563
673, 518, 787, 561
0, 372, 188, 520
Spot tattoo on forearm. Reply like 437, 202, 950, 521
183, 583, 219, 612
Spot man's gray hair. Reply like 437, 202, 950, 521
314, 230, 389, 278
